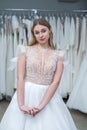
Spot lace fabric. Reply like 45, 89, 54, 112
8, 44, 64, 85
25, 45, 64, 85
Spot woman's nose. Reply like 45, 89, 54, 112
39, 32, 43, 37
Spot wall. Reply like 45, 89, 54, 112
0, 0, 87, 11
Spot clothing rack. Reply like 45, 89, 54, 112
0, 8, 87, 12
0, 8, 87, 14
0, 9, 87, 19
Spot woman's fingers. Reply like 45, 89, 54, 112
20, 106, 41, 116
20, 105, 31, 114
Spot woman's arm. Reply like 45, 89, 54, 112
17, 53, 26, 108
17, 53, 31, 114
33, 57, 64, 114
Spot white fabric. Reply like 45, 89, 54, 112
66, 53, 87, 113
12, 15, 19, 31
0, 45, 77, 130
66, 17, 76, 92
59, 20, 65, 50
69, 17, 75, 47
6, 24, 14, 96
74, 17, 86, 80
64, 16, 70, 49
73, 17, 80, 84
18, 20, 24, 45
8, 44, 26, 71
0, 28, 7, 94
0, 82, 77, 130
49, 16, 57, 46
56, 16, 61, 49
22, 19, 32, 42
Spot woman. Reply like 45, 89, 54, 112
0, 18, 77, 130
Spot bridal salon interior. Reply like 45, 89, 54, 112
0, 0, 87, 130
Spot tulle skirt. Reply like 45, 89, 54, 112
0, 81, 77, 130
66, 56, 87, 113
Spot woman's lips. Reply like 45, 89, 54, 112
39, 38, 45, 41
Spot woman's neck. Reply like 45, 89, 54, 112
37, 43, 50, 50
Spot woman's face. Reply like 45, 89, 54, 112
33, 24, 50, 45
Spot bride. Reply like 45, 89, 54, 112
0, 18, 77, 130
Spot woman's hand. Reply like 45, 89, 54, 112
20, 105, 44, 116
31, 105, 44, 116
20, 105, 31, 114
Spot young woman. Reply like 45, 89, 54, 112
0, 18, 77, 130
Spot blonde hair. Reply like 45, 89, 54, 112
28, 18, 55, 49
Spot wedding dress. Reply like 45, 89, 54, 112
66, 52, 87, 113
0, 45, 77, 130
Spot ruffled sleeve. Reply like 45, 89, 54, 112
8, 44, 27, 71
58, 50, 74, 73
57, 50, 65, 63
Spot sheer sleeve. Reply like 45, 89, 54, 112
58, 50, 74, 73
58, 50, 65, 63
8, 44, 27, 71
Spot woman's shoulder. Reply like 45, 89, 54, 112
16, 44, 32, 58
52, 49, 66, 63
16, 44, 27, 56
25, 45, 36, 53
27, 44, 37, 49
52, 49, 65, 57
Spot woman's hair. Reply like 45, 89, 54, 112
28, 18, 55, 49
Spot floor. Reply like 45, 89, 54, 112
0, 99, 87, 130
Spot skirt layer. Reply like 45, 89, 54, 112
0, 82, 77, 130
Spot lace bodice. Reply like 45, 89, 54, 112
23, 45, 63, 85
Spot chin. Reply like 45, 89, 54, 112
39, 41, 47, 44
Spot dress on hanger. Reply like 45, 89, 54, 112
49, 16, 57, 46
5, 18, 14, 97
74, 17, 86, 82
0, 45, 78, 130
66, 52, 87, 113
58, 16, 71, 98
68, 17, 76, 92
67, 17, 87, 113
56, 16, 61, 49
22, 19, 33, 42
73, 17, 80, 84
0, 27, 7, 95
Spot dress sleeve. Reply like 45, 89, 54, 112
58, 50, 74, 73
8, 44, 27, 71
58, 50, 65, 63
16, 44, 26, 56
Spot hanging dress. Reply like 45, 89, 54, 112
22, 18, 33, 42
0, 25, 7, 96
49, 16, 57, 46
5, 17, 14, 97
68, 17, 76, 92
56, 16, 61, 49
66, 52, 87, 113
0, 27, 6, 99
12, 15, 19, 89
66, 17, 87, 113
58, 16, 71, 98
73, 17, 80, 84
73, 17, 86, 83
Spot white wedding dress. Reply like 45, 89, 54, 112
0, 45, 77, 130
66, 52, 87, 113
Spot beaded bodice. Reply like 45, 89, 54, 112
25, 45, 63, 85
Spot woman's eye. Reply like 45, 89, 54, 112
41, 29, 46, 33
34, 31, 39, 35
34, 29, 46, 35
